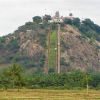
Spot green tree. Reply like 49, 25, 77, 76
7, 39, 19, 50
33, 16, 42, 24
0, 37, 5, 43
73, 18, 80, 27
43, 15, 51, 22
2, 64, 24, 89
64, 18, 73, 25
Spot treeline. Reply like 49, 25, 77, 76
0, 64, 100, 90
64, 18, 100, 41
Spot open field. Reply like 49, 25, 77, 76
0, 89, 100, 100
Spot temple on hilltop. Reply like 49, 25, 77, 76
55, 11, 60, 18
49, 11, 63, 23
48, 11, 75, 23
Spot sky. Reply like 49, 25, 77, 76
0, 0, 100, 36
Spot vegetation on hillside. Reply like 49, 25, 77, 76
64, 18, 100, 41
0, 15, 100, 73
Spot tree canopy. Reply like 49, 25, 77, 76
33, 16, 42, 24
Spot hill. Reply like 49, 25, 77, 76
0, 15, 100, 73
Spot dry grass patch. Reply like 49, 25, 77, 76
0, 89, 99, 100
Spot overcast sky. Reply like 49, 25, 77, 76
0, 0, 100, 36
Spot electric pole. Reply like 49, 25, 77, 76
48, 27, 51, 73
57, 24, 61, 74
44, 27, 51, 74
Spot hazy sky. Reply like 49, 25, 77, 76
0, 0, 100, 36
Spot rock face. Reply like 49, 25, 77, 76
19, 31, 43, 57
61, 25, 100, 71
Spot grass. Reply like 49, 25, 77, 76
48, 31, 57, 69
0, 89, 100, 100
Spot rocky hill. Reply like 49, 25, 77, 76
0, 16, 100, 73
61, 25, 100, 72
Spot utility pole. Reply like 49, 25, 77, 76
44, 27, 51, 74
57, 24, 61, 74
48, 27, 51, 73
